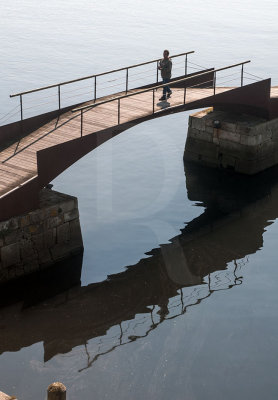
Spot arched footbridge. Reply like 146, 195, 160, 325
0, 51, 277, 221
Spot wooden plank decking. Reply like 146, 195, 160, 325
0, 86, 277, 199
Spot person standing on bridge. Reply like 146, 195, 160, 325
158, 49, 172, 101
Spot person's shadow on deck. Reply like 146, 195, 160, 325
157, 100, 170, 109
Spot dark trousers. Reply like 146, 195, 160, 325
163, 78, 171, 96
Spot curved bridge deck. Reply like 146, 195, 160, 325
0, 54, 277, 221
0, 86, 234, 197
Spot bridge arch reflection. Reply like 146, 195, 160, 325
0, 162, 278, 369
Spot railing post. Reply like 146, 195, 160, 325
153, 88, 155, 113
184, 86, 186, 104
47, 382, 66, 400
80, 110, 83, 137
241, 64, 244, 87
20, 94, 23, 121
213, 71, 216, 95
156, 61, 159, 83
118, 98, 120, 125
185, 54, 188, 76
58, 85, 61, 110
126, 68, 129, 94
94, 76, 97, 103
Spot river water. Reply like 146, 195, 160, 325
1, 1, 278, 399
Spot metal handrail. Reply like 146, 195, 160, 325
3, 60, 254, 159
10, 51, 195, 98
72, 60, 251, 113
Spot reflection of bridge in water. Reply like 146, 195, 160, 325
1, 162, 278, 371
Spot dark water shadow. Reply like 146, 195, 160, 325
1, 162, 278, 368
0, 252, 83, 309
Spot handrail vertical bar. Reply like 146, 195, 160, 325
19, 94, 23, 136
58, 85, 61, 110
153, 89, 155, 113
184, 86, 186, 104
156, 61, 159, 83
20, 95, 23, 121
80, 110, 83, 137
185, 54, 188, 76
118, 98, 120, 125
241, 63, 244, 87
126, 68, 129, 94
94, 76, 97, 103
213, 71, 216, 95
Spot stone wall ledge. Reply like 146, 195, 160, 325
0, 189, 83, 284
185, 109, 278, 175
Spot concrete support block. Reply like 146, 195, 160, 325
184, 109, 278, 174
205, 126, 214, 134
183, 149, 199, 163
69, 219, 83, 245
64, 208, 79, 223
46, 228, 57, 247
46, 215, 64, 229
258, 140, 275, 159
185, 137, 218, 160
57, 223, 70, 244
22, 254, 39, 268
187, 127, 213, 143
20, 215, 30, 228
219, 154, 237, 169
20, 239, 37, 259
271, 129, 278, 141
221, 121, 237, 132
58, 200, 76, 214
191, 117, 205, 131
1, 243, 20, 268
28, 210, 45, 224
23, 260, 40, 274
184, 149, 217, 168
32, 233, 45, 251
236, 125, 251, 134
4, 230, 22, 246
25, 224, 44, 235
0, 218, 18, 235
48, 207, 60, 218
218, 129, 240, 143
50, 244, 73, 261
38, 249, 52, 266
218, 139, 257, 160
0, 189, 83, 284
204, 118, 214, 128
240, 134, 259, 146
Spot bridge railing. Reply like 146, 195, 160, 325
72, 60, 251, 136
9, 51, 195, 122
1, 60, 258, 163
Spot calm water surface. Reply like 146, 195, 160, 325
1, 1, 278, 399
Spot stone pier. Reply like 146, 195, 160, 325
184, 108, 278, 174
0, 189, 83, 284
